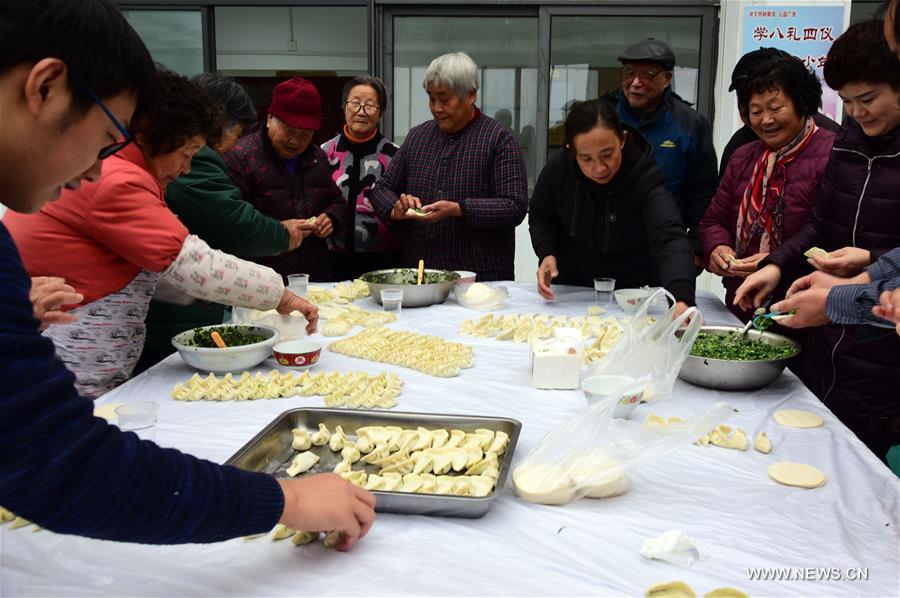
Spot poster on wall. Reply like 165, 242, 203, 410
742, 4, 847, 120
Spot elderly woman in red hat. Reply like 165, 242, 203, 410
226, 77, 346, 281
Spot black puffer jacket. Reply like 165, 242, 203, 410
764, 118, 900, 457
529, 126, 696, 304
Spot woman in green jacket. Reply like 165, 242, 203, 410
137, 74, 313, 372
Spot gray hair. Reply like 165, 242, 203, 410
422, 52, 479, 99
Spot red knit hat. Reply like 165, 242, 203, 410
268, 76, 322, 131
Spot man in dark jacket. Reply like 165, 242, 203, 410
605, 39, 717, 260
226, 77, 345, 282
719, 47, 841, 177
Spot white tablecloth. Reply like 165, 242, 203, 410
2, 285, 898, 597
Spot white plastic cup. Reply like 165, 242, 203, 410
287, 273, 309, 297
115, 402, 159, 441
594, 277, 615, 304
381, 288, 403, 316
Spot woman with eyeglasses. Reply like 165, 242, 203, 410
5, 69, 318, 398
528, 99, 696, 314
321, 76, 400, 280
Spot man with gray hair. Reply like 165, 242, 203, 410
371, 52, 528, 281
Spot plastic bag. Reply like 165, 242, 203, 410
231, 307, 308, 341
588, 288, 702, 397
512, 397, 732, 506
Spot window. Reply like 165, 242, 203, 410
122, 10, 204, 76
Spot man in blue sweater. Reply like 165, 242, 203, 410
0, 0, 374, 549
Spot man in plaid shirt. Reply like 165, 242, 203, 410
370, 52, 528, 281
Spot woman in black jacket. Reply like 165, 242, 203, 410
528, 99, 696, 315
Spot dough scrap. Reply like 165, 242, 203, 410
774, 409, 823, 429
767, 461, 827, 489
754, 431, 772, 454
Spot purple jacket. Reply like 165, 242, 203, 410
370, 111, 528, 281
763, 119, 900, 457
700, 128, 835, 320
225, 128, 346, 281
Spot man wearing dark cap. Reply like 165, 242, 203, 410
226, 76, 346, 281
604, 38, 717, 264
719, 47, 840, 177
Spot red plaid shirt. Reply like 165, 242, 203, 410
370, 112, 527, 281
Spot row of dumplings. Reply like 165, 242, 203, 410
459, 311, 628, 362
286, 424, 509, 496
170, 370, 402, 409
328, 327, 473, 377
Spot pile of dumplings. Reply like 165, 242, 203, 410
328, 327, 473, 377
318, 303, 397, 337
305, 279, 370, 304
287, 423, 509, 498
460, 311, 630, 362
0, 507, 40, 532
170, 370, 402, 409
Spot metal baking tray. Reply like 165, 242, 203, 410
225, 408, 522, 518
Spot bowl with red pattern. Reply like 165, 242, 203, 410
273, 340, 322, 369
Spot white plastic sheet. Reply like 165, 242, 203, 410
2, 285, 898, 597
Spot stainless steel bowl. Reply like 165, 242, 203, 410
677, 325, 801, 391
361, 268, 460, 308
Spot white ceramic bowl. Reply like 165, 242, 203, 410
455, 270, 477, 285
171, 324, 280, 373
581, 375, 644, 419
614, 288, 653, 313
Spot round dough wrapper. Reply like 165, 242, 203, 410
773, 409, 823, 429
768, 461, 827, 489
513, 454, 628, 505
646, 580, 696, 598
704, 589, 749, 598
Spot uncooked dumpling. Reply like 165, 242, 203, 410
645, 580, 696, 598
286, 451, 320, 477
310, 423, 331, 446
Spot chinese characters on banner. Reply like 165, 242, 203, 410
742, 5, 847, 120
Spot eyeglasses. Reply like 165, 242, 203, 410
622, 67, 663, 84
345, 101, 380, 116
80, 83, 132, 159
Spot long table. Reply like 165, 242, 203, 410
2, 285, 898, 596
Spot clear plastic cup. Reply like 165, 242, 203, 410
594, 277, 616, 305
115, 402, 159, 441
381, 288, 403, 316
287, 273, 309, 297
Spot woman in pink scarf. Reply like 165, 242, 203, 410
700, 54, 836, 322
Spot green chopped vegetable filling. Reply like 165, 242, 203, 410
186, 326, 266, 348
362, 268, 459, 285
690, 332, 798, 361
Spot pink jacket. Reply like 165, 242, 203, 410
699, 128, 835, 317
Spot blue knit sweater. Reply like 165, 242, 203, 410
0, 222, 284, 543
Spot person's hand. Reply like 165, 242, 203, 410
872, 288, 900, 335
770, 287, 831, 329
420, 200, 462, 223
784, 270, 865, 298
734, 264, 782, 311
313, 214, 334, 238
729, 251, 769, 277
276, 290, 319, 334
808, 246, 870, 277
708, 245, 737, 276
536, 256, 558, 300
29, 276, 83, 331
389, 193, 423, 221
281, 219, 312, 251
673, 301, 692, 320
277, 474, 376, 551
